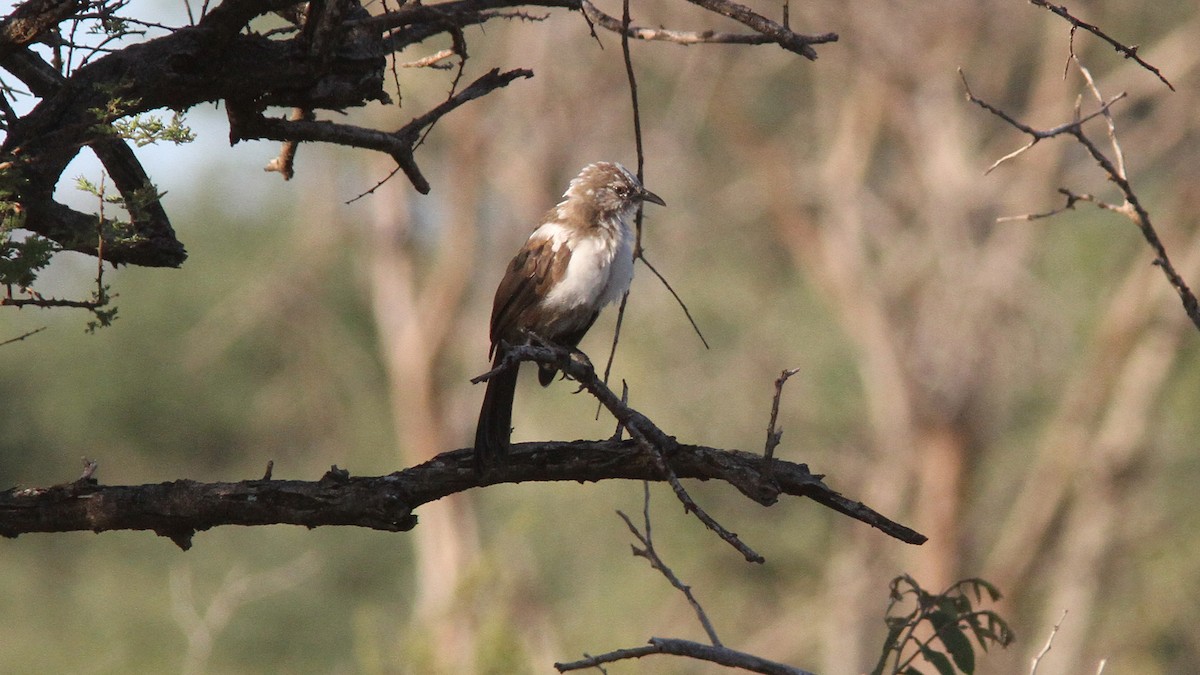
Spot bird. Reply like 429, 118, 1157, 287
473, 161, 666, 470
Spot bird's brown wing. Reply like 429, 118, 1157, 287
489, 234, 570, 356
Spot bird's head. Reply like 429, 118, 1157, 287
563, 162, 666, 223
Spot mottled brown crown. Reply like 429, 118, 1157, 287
556, 162, 665, 226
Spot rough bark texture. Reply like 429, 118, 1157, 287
0, 442, 925, 550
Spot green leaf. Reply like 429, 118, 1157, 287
930, 609, 975, 673
963, 612, 991, 650
917, 645, 955, 675
963, 578, 1002, 603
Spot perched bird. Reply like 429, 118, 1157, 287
474, 161, 666, 469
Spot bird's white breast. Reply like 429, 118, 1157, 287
537, 217, 635, 312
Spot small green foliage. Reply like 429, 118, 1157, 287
76, 174, 134, 207
0, 174, 122, 334
87, 80, 195, 147
74, 174, 105, 198
75, 175, 166, 242
87, 86, 141, 127
112, 112, 196, 147
85, 285, 119, 334
871, 575, 1013, 675
0, 232, 57, 288
88, 15, 130, 38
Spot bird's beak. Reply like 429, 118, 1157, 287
639, 188, 666, 207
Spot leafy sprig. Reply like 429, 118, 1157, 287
872, 574, 1014, 675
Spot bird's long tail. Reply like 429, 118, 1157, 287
474, 352, 518, 472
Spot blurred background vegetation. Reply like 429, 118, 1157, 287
3, 0, 1200, 672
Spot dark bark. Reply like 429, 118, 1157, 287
0, 0, 836, 267
0, 442, 925, 550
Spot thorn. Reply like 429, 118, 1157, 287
162, 528, 195, 550
77, 458, 98, 484
320, 465, 351, 484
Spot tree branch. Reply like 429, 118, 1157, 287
0, 439, 925, 550
0, 0, 88, 60
580, 0, 811, 49
227, 68, 532, 194
1028, 0, 1174, 91
556, 638, 816, 674
963, 60, 1200, 332
0, 0, 839, 269
685, 0, 836, 60
2, 48, 187, 266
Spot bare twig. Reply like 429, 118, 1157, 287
1074, 55, 1126, 178
612, 380, 630, 440
640, 432, 765, 563
618, 482, 722, 645
964, 61, 1200, 331
229, 68, 533, 195
596, 289, 630, 422
345, 163, 404, 205
495, 336, 760, 563
1028, 0, 1174, 91
414, 26, 468, 150
763, 368, 800, 463
398, 48, 455, 68
1065, 64, 1200, 331
1030, 610, 1068, 675
997, 188, 1092, 222
581, 0, 803, 48
0, 325, 48, 346
638, 252, 709, 349
1, 294, 108, 309
264, 108, 313, 180
622, 0, 646, 248
597, 0, 644, 415
685, 0, 836, 60
556, 637, 816, 674
959, 68, 1125, 174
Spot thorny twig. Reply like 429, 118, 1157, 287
963, 58, 1200, 331
1030, 610, 1068, 675
555, 484, 817, 673
620, 482, 722, 645
764, 368, 800, 464
1028, 0, 1174, 91
958, 68, 1125, 175
0, 326, 47, 346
